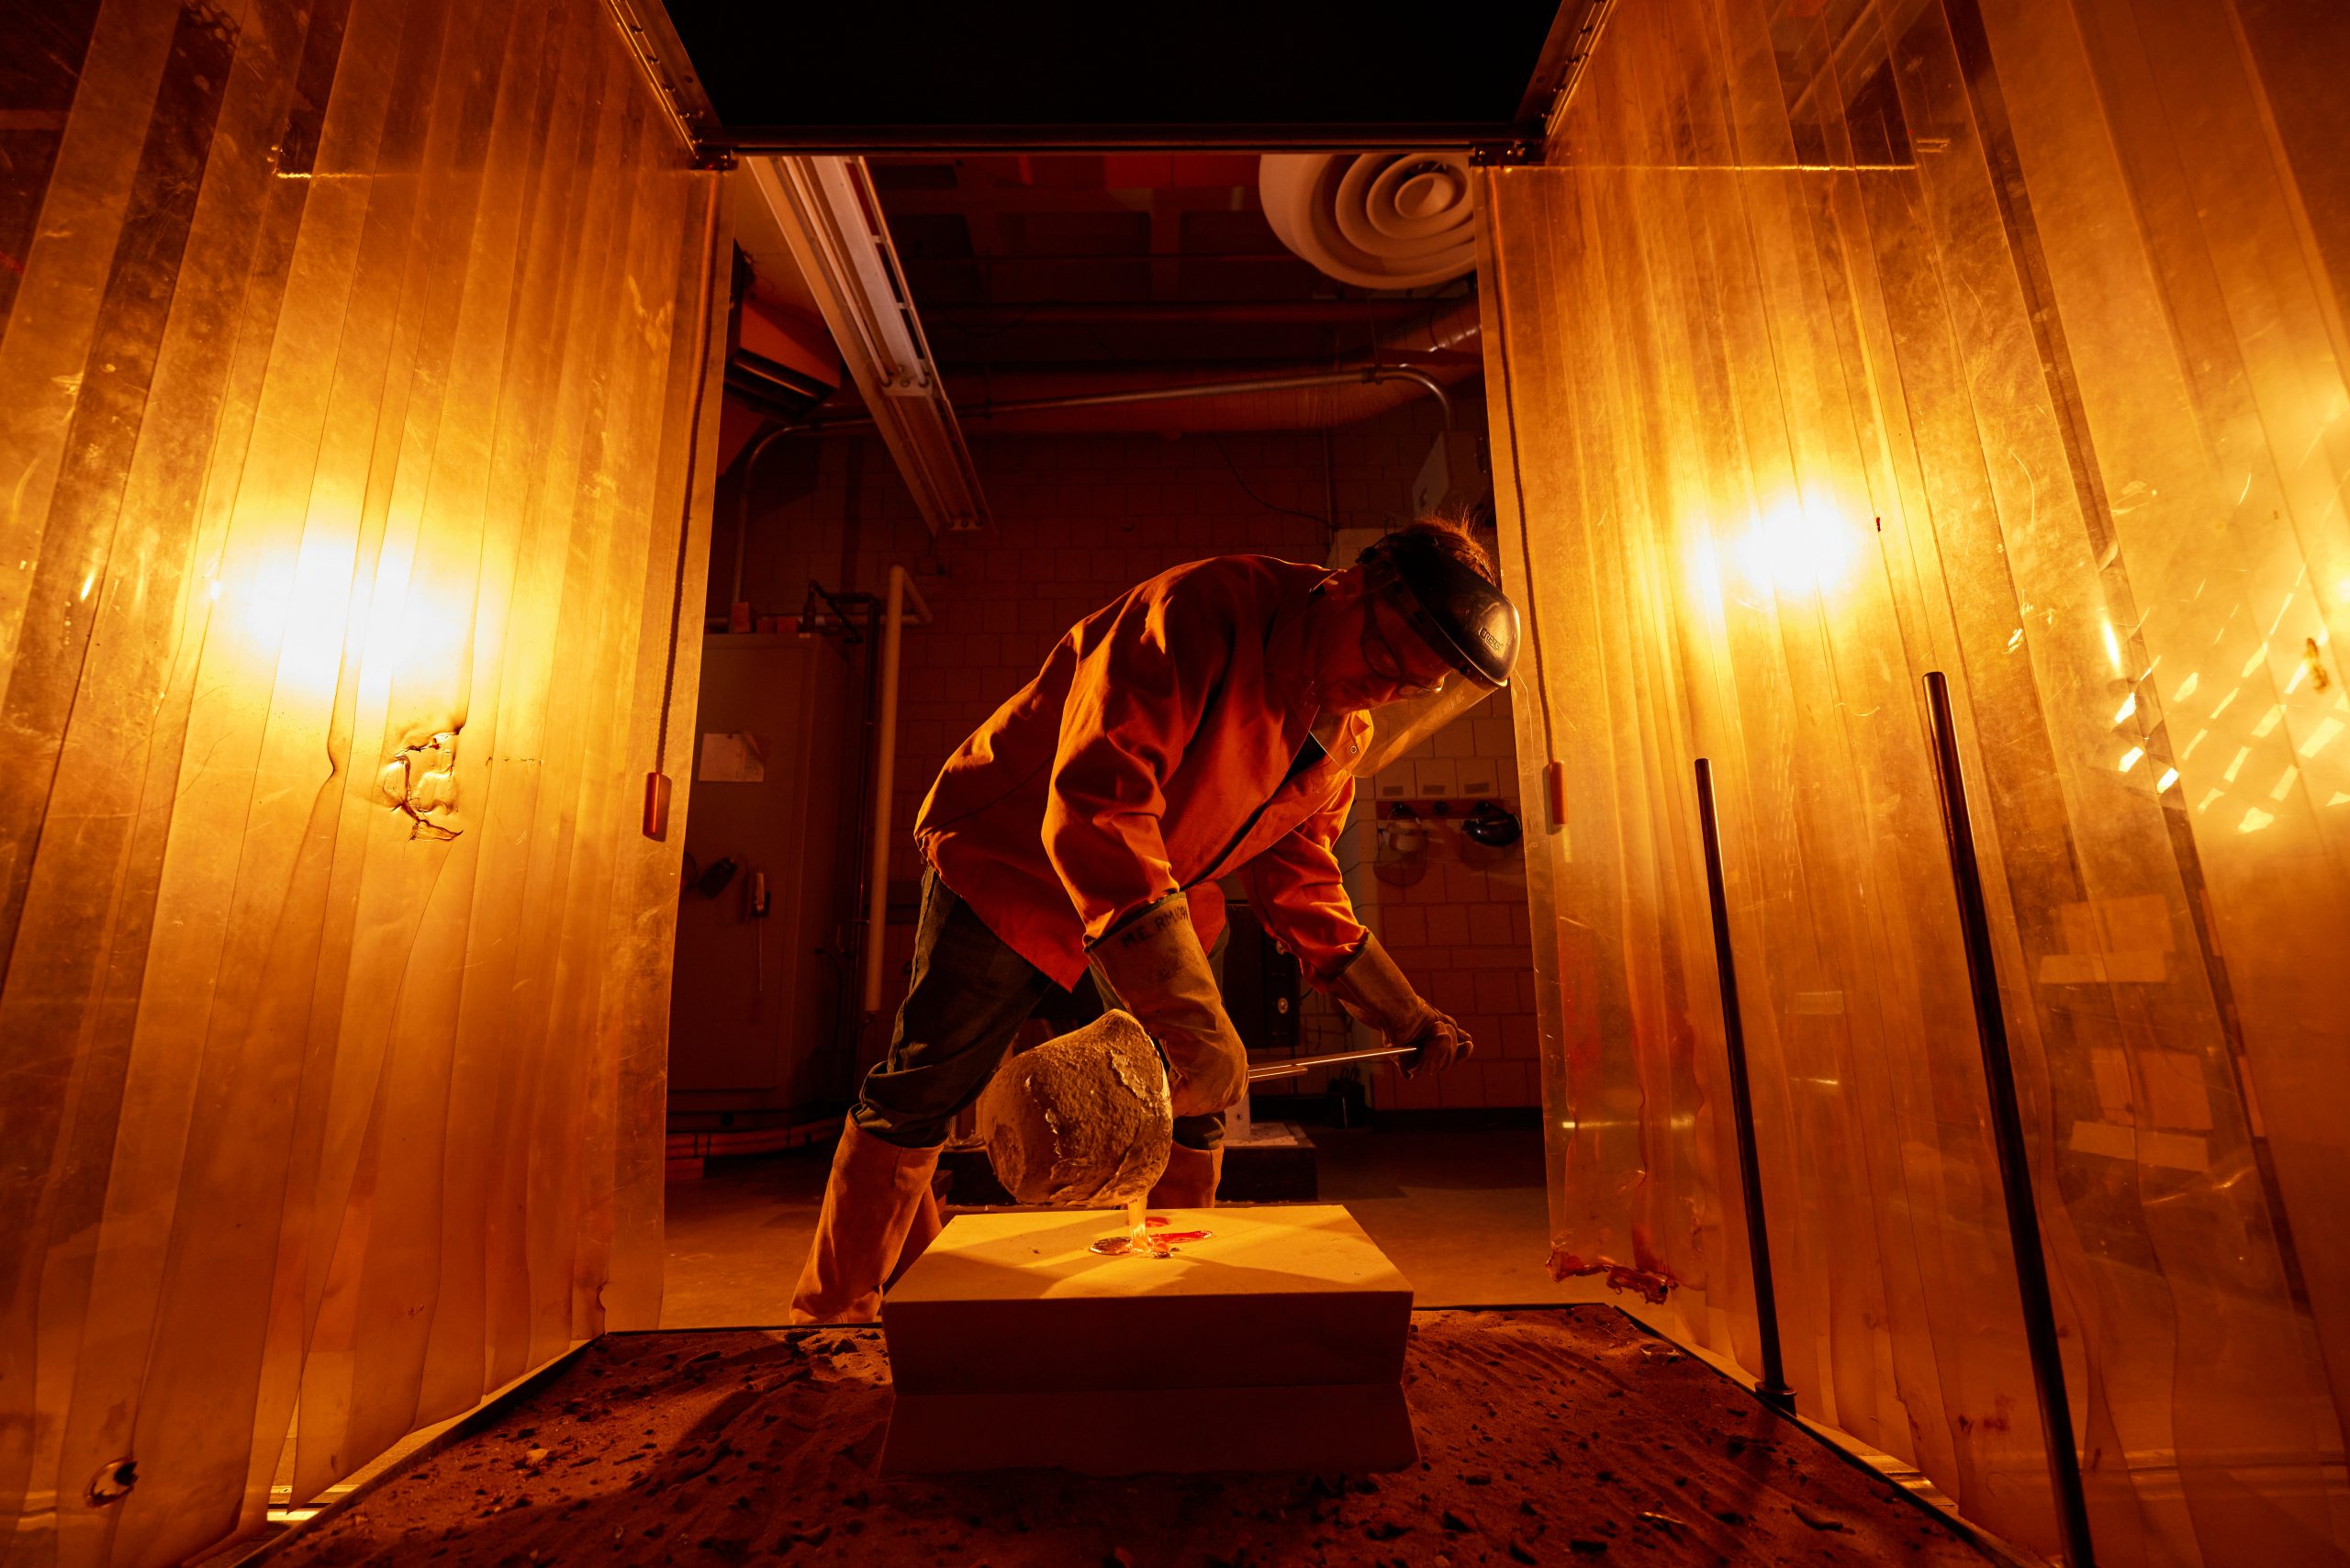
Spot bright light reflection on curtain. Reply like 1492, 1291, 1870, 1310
1481, 0, 2350, 1561
0, 0, 722, 1561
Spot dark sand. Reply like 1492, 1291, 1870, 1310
266, 1307, 1997, 1566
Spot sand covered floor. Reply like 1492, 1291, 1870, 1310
263, 1308, 1998, 1567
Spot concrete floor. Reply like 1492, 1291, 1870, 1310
661, 1117, 1566, 1326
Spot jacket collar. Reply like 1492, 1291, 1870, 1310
1269, 570, 1374, 770
1263, 568, 1337, 722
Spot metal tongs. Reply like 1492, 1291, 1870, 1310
1244, 1044, 1416, 1084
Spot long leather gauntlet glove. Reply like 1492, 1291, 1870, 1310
1330, 934, 1473, 1078
1088, 890, 1249, 1117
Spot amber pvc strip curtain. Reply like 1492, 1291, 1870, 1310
1481, 0, 2350, 1561
0, 0, 723, 1561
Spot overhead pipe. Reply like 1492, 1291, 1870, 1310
923, 299, 1451, 328
1376, 366, 1454, 429
787, 364, 1466, 436
957, 365, 1460, 433
923, 251, 1364, 268
962, 364, 1456, 432
731, 423, 797, 610
1375, 296, 1483, 357
797, 298, 1482, 437
861, 566, 932, 1014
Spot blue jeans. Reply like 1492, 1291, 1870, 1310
852, 867, 1226, 1155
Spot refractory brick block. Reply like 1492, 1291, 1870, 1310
880, 1204, 1417, 1475
885, 1205, 1411, 1394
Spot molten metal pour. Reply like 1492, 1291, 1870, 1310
1084, 1046, 1417, 1257
1090, 1203, 1214, 1257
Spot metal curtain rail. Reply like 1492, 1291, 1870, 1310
1922, 671, 2098, 1568
1692, 757, 1796, 1414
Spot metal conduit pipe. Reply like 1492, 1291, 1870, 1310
926, 299, 1445, 328
798, 364, 1462, 437
965, 364, 1454, 426
731, 422, 798, 608
1376, 366, 1454, 429
790, 297, 1483, 438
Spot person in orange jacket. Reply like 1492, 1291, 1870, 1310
789, 520, 1520, 1323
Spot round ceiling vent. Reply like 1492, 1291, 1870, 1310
1259, 153, 1478, 291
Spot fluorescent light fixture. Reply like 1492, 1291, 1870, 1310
748, 155, 988, 532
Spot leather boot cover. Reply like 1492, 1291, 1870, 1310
1087, 890, 1248, 1117
885, 1179, 946, 1290
1147, 1142, 1225, 1208
789, 1116, 943, 1324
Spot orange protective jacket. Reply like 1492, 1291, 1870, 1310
915, 554, 1372, 992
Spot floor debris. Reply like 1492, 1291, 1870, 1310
263, 1308, 1998, 1566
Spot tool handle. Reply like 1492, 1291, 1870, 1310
1244, 1044, 1415, 1083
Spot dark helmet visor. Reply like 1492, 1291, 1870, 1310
1358, 532, 1521, 688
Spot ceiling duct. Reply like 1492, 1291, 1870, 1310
745, 156, 990, 532
1259, 153, 1479, 290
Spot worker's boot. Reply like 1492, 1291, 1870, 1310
1147, 1143, 1224, 1209
789, 1116, 943, 1324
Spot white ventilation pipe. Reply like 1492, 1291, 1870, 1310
862, 565, 930, 1014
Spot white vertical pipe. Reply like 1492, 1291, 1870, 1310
862, 566, 909, 1014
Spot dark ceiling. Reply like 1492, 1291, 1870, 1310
648, 3, 1581, 151
872, 154, 1465, 374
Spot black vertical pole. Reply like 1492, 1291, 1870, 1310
1922, 672, 2097, 1568
1693, 758, 1796, 1414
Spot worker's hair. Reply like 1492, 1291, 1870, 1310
1389, 514, 1498, 587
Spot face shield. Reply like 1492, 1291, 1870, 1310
1341, 532, 1523, 778
1347, 675, 1493, 777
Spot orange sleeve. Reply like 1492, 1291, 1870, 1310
1043, 579, 1231, 942
1238, 775, 1371, 986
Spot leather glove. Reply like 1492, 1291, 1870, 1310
1087, 890, 1249, 1117
1330, 934, 1473, 1078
